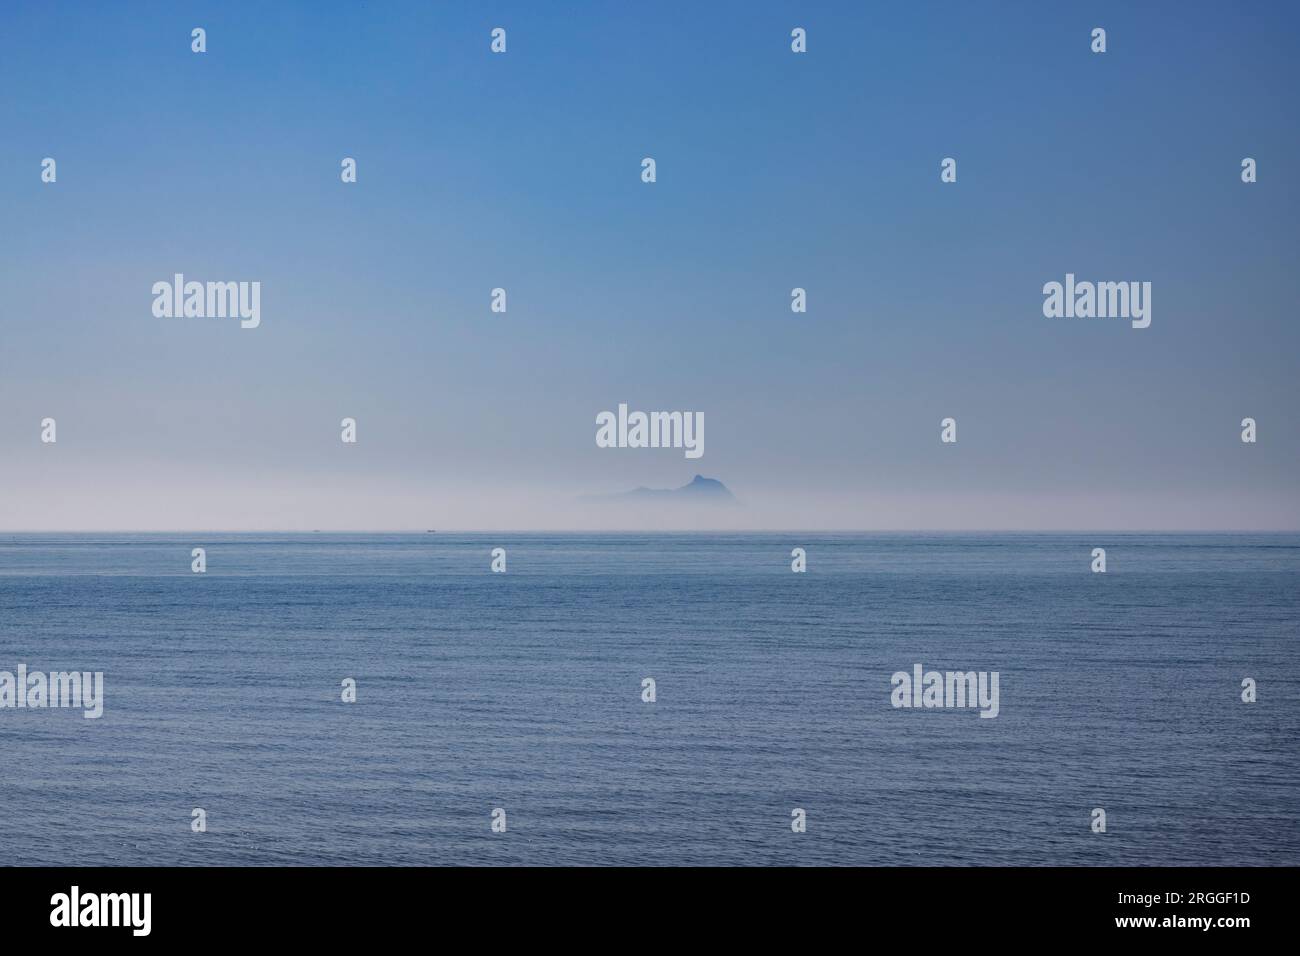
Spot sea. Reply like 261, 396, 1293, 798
0, 532, 1296, 866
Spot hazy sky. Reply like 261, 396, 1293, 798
1, 1, 1297, 530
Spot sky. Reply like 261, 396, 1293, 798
1, 1, 1297, 530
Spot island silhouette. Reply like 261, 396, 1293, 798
581, 475, 737, 503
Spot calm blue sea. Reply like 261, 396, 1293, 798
0, 533, 1296, 866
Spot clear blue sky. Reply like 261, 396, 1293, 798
1, 1, 1297, 529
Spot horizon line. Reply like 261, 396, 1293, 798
2, 528, 1299, 535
